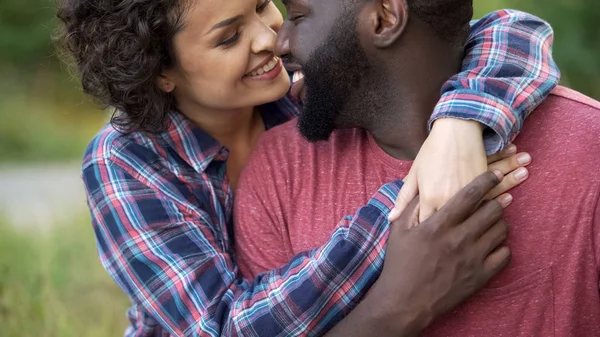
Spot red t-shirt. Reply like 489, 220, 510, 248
234, 86, 600, 336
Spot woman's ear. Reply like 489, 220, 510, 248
157, 75, 175, 93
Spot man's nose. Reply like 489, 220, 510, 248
275, 21, 291, 58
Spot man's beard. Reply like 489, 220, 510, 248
298, 10, 372, 142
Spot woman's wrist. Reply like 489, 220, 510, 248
431, 117, 484, 134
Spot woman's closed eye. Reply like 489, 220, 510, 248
256, 0, 272, 13
217, 31, 241, 48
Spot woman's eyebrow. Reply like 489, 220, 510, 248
207, 15, 243, 35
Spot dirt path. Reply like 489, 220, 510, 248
0, 163, 87, 229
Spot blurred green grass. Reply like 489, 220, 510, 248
0, 70, 106, 164
0, 215, 130, 337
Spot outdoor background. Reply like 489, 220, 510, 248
0, 0, 597, 336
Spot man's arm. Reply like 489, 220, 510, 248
430, 9, 559, 154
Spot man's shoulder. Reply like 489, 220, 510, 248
540, 86, 600, 121
548, 86, 600, 111
528, 85, 600, 136
517, 86, 600, 179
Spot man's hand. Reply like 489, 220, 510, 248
389, 118, 531, 223
367, 171, 510, 336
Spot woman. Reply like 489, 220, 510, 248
56, 0, 558, 336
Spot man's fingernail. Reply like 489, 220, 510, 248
493, 170, 503, 181
388, 208, 400, 221
514, 167, 529, 181
500, 194, 513, 207
517, 153, 532, 165
505, 144, 517, 154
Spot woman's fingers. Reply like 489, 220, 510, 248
486, 167, 529, 200
389, 171, 418, 221
488, 152, 532, 175
485, 148, 531, 200
487, 144, 518, 164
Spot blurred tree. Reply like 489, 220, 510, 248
0, 0, 597, 98
0, 0, 56, 69
475, 0, 600, 98
274, 0, 600, 98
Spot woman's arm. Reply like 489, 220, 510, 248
83, 156, 411, 337
392, 9, 558, 222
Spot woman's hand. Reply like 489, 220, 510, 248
388, 118, 531, 223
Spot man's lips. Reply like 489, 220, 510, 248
290, 71, 306, 102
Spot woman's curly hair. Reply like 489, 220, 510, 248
56, 0, 188, 133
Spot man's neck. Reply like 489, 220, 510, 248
361, 32, 464, 160
364, 83, 439, 161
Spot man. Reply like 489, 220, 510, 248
234, 0, 600, 336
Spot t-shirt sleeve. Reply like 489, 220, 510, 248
234, 148, 294, 279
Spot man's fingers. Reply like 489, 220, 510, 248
475, 219, 509, 257
488, 152, 531, 174
431, 171, 503, 227
391, 197, 420, 230
486, 144, 517, 164
486, 167, 529, 200
389, 172, 418, 221
462, 200, 504, 240
482, 246, 511, 279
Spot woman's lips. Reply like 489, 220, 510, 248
244, 58, 284, 81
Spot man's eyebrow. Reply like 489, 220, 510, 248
207, 15, 243, 34
282, 0, 308, 8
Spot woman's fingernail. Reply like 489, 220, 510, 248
517, 153, 532, 165
505, 144, 517, 154
514, 167, 529, 181
388, 207, 400, 221
500, 194, 513, 207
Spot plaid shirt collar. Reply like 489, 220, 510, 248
161, 99, 297, 173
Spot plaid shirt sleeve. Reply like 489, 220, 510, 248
429, 9, 560, 155
83, 153, 402, 337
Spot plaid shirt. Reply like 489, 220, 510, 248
82, 9, 559, 337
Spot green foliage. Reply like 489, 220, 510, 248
0, 75, 106, 163
0, 216, 130, 337
0, 0, 598, 163
0, 0, 57, 68
475, 0, 600, 99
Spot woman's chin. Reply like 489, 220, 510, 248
249, 76, 291, 106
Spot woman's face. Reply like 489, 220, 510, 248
162, 0, 290, 112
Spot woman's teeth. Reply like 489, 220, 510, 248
292, 71, 304, 83
249, 57, 279, 77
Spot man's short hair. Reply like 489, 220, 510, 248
348, 0, 473, 46
409, 0, 473, 45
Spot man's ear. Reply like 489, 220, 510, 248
363, 0, 409, 48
